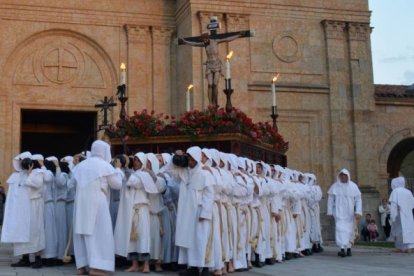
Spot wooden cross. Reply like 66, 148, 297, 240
95, 96, 117, 128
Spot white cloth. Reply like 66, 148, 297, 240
327, 169, 362, 248
389, 177, 414, 249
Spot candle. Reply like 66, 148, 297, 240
272, 74, 279, 107
225, 51, 234, 80
186, 84, 194, 112
120, 63, 126, 85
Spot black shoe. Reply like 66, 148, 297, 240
307, 249, 313, 255
31, 256, 43, 269
285, 252, 292, 260
293, 253, 299, 258
301, 250, 310, 256
44, 258, 55, 267
265, 258, 276, 265
346, 248, 352, 257
312, 244, 318, 253
178, 267, 199, 276
200, 267, 209, 276
55, 259, 64, 266
317, 244, 324, 253
11, 254, 31, 267
338, 249, 346, 258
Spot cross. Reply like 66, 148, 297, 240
95, 96, 117, 129
43, 48, 78, 83
178, 16, 255, 106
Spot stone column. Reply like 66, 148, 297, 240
346, 22, 375, 186
152, 27, 173, 114
125, 24, 152, 113
322, 20, 356, 178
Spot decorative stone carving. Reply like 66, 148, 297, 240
322, 20, 346, 40
273, 32, 302, 63
347, 22, 371, 41
197, 12, 224, 33
152, 27, 173, 46
125, 25, 151, 44
224, 13, 249, 31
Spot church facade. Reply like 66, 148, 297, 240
1, 0, 413, 238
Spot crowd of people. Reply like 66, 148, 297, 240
1, 139, 413, 276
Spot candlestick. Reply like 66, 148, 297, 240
187, 84, 193, 112
120, 63, 126, 85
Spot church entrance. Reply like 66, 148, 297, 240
21, 109, 97, 158
387, 137, 414, 193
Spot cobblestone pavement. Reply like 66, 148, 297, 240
0, 243, 412, 275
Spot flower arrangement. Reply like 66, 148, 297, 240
106, 106, 289, 152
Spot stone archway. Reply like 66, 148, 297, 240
379, 128, 414, 193
1, 28, 118, 179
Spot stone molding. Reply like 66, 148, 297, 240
347, 22, 371, 41
322, 20, 346, 40
379, 128, 414, 173
125, 25, 151, 44
224, 13, 250, 30
152, 27, 173, 46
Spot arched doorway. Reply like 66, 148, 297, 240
387, 137, 414, 192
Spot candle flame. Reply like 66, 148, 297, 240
226, 51, 234, 60
187, 84, 194, 91
120, 63, 126, 70
272, 73, 280, 83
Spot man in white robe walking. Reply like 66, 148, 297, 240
388, 176, 414, 253
327, 169, 362, 257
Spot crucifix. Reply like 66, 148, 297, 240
178, 16, 255, 107
95, 96, 117, 129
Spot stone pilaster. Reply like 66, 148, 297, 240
152, 27, 173, 114
125, 24, 152, 112
322, 20, 356, 178
346, 21, 375, 186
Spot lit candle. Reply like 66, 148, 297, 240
225, 51, 234, 80
272, 74, 279, 107
120, 63, 126, 85
186, 84, 194, 112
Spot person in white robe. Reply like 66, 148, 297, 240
227, 155, 251, 271
146, 152, 167, 272
282, 169, 302, 260
270, 165, 287, 262
327, 168, 362, 257
72, 140, 123, 276
115, 152, 158, 273
61, 155, 77, 259
218, 153, 237, 273
39, 155, 58, 266
297, 172, 312, 256
157, 153, 179, 268
201, 148, 224, 275
169, 146, 214, 276
388, 176, 414, 252
51, 157, 70, 265
2, 152, 37, 267
3, 152, 46, 268
305, 173, 324, 253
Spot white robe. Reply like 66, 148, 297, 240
389, 177, 414, 249
42, 169, 58, 259
149, 177, 167, 260
55, 169, 69, 259
114, 170, 158, 257
1, 172, 31, 244
327, 169, 362, 249
13, 169, 46, 256
73, 155, 123, 272
173, 164, 214, 268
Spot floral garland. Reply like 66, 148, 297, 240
106, 106, 289, 152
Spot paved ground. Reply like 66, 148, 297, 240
0, 243, 412, 276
